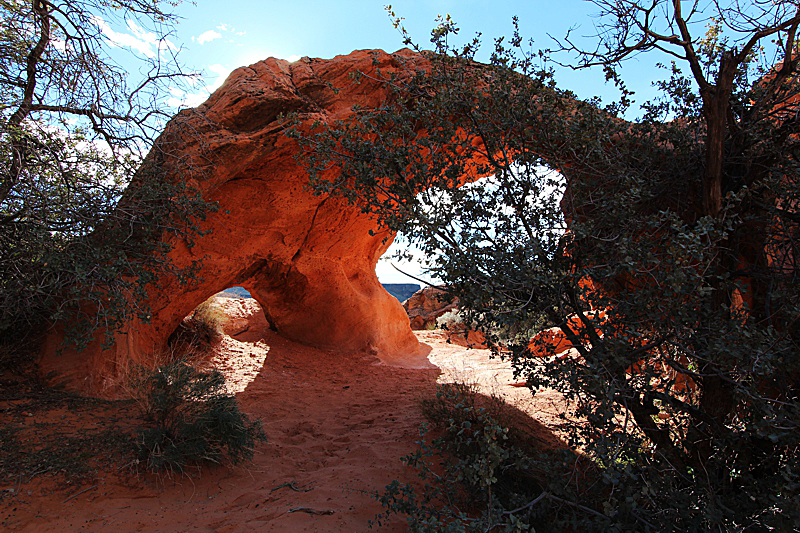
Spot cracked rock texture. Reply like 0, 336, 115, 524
42, 49, 432, 394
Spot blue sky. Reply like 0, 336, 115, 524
100, 1, 670, 284
149, 1, 666, 111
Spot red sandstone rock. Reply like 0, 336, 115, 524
528, 327, 573, 358
219, 297, 268, 337
41, 50, 437, 394
527, 310, 607, 358
445, 328, 487, 349
403, 286, 458, 330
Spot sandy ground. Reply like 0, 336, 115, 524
1, 299, 570, 533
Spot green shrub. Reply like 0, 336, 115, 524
372, 383, 597, 533
191, 297, 228, 337
303, 17, 800, 529
381, 381, 800, 532
130, 361, 266, 474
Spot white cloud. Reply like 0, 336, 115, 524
92, 16, 175, 59
216, 23, 245, 36
166, 64, 234, 109
206, 64, 233, 93
185, 73, 204, 87
197, 29, 222, 45
167, 87, 208, 109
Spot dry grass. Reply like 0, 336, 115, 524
167, 296, 229, 357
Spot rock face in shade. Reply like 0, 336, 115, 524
41, 49, 436, 394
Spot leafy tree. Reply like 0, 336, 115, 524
0, 0, 214, 362
300, 2, 800, 530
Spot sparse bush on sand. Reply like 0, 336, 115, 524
129, 361, 266, 474
168, 296, 228, 353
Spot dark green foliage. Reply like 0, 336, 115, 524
372, 384, 603, 533
0, 0, 216, 363
300, 5, 800, 531
0, 167, 215, 357
131, 362, 266, 474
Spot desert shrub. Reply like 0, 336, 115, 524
302, 8, 800, 528
372, 383, 603, 533
191, 297, 228, 337
130, 361, 266, 474
435, 309, 465, 330
0, 1, 217, 365
168, 296, 228, 353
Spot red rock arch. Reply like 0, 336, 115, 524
42, 49, 435, 394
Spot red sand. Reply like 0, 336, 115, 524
1, 300, 570, 532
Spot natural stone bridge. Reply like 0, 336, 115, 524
39, 47, 781, 395
43, 49, 437, 393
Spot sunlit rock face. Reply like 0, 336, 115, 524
403, 287, 459, 330
42, 49, 435, 394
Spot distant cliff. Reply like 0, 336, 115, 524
380, 284, 420, 302
220, 284, 420, 303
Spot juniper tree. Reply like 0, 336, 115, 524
0, 0, 214, 360
299, 2, 800, 529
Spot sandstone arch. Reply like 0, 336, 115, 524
42, 49, 437, 393
38, 46, 788, 396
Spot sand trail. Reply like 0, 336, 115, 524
1, 301, 568, 532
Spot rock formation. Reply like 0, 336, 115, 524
42, 49, 437, 393
403, 287, 459, 330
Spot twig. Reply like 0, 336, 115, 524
271, 480, 312, 493
288, 506, 334, 515
62, 484, 97, 503
546, 493, 607, 520
26, 466, 53, 483
390, 263, 440, 289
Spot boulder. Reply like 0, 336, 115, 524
528, 310, 607, 358
219, 297, 268, 337
403, 287, 458, 330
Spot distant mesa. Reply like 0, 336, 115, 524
221, 284, 421, 303
219, 286, 252, 299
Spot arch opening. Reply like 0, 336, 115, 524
41, 49, 439, 394
168, 285, 273, 394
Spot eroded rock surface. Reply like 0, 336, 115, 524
42, 49, 435, 393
